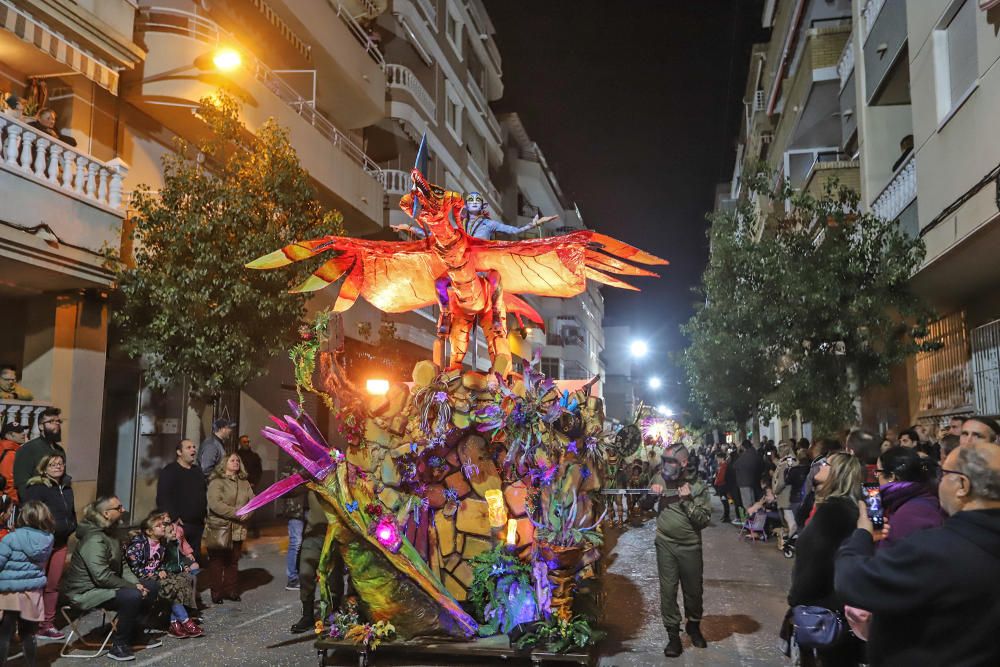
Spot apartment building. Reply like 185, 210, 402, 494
725, 0, 1000, 435
1, 0, 606, 519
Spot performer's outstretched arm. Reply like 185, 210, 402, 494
489, 212, 560, 236
390, 223, 427, 238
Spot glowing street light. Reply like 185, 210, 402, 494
629, 340, 649, 358
648, 376, 662, 390
212, 47, 243, 72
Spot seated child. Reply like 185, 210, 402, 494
124, 510, 204, 639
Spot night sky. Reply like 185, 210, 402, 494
488, 1, 766, 400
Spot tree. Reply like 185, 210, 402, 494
682, 167, 935, 435
680, 197, 781, 433
115, 92, 343, 404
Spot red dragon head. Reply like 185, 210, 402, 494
410, 168, 447, 214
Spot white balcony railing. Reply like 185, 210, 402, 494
385, 64, 436, 119
861, 0, 886, 40
332, 2, 385, 69
0, 400, 52, 439
138, 7, 383, 186
0, 111, 128, 211
414, 0, 436, 25
871, 154, 916, 222
837, 35, 855, 90
382, 168, 410, 195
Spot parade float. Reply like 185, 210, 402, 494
237, 153, 665, 666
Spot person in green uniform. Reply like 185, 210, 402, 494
648, 443, 712, 658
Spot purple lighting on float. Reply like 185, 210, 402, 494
374, 516, 402, 553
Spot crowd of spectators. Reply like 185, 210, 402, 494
694, 416, 1000, 666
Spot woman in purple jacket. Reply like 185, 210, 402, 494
877, 446, 945, 549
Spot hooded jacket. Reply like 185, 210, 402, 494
835, 508, 1000, 666
878, 481, 945, 549
0, 527, 53, 592
23, 474, 77, 546
61, 511, 130, 610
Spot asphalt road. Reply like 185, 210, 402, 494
42, 497, 792, 667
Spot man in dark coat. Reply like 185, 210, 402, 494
834, 442, 1000, 666
732, 441, 762, 509
157, 439, 208, 558
13, 407, 65, 498
236, 435, 263, 490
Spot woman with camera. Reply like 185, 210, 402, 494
786, 451, 865, 666
876, 447, 944, 549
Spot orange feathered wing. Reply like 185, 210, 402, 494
246, 231, 667, 319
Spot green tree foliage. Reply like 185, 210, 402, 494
115, 92, 343, 401
682, 167, 935, 434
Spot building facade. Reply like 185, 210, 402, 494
722, 0, 1000, 437
1, 0, 607, 520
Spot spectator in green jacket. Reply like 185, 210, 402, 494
60, 497, 161, 661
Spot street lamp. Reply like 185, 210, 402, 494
648, 376, 662, 390
629, 340, 649, 358
212, 47, 243, 72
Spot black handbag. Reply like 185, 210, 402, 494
792, 605, 846, 649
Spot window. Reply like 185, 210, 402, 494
935, 0, 978, 122
541, 357, 560, 380
445, 3, 463, 58
444, 80, 462, 141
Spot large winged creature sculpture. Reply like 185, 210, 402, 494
247, 169, 667, 372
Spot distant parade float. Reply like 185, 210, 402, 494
238, 143, 665, 664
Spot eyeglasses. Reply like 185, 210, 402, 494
106, 505, 124, 513
940, 468, 969, 481
40, 419, 63, 426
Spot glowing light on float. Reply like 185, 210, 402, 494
485, 489, 507, 528
373, 516, 402, 553
366, 378, 390, 395
505, 519, 518, 547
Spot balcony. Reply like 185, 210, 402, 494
860, 0, 886, 41
382, 168, 410, 196
837, 34, 854, 91
133, 7, 385, 229
802, 158, 860, 197
871, 154, 916, 224
0, 110, 126, 288
466, 71, 501, 141
1, 400, 52, 439
244, 0, 386, 127
386, 64, 435, 120
862, 0, 908, 105
780, 26, 850, 152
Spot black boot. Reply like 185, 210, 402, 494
686, 620, 707, 648
663, 630, 683, 658
290, 602, 315, 634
